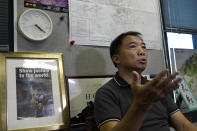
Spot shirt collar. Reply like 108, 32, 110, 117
113, 72, 148, 88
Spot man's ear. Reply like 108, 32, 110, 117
112, 54, 120, 66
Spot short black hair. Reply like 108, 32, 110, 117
110, 31, 142, 67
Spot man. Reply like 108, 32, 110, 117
94, 31, 197, 131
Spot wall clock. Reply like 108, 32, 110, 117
18, 9, 53, 41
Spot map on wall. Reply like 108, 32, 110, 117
24, 0, 68, 12
175, 49, 197, 111
69, 0, 163, 50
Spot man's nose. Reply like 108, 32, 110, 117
137, 47, 146, 56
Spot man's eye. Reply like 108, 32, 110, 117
129, 45, 136, 48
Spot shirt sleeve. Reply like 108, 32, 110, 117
94, 86, 121, 128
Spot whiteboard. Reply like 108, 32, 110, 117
69, 0, 163, 50
67, 76, 113, 118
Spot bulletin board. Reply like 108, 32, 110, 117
15, 0, 166, 76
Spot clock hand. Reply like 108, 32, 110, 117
34, 24, 46, 33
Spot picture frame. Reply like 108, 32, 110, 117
66, 75, 114, 126
0, 52, 70, 131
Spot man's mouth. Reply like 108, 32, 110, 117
139, 59, 147, 64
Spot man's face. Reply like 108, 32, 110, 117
113, 35, 148, 73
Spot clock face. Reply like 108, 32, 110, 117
18, 9, 53, 41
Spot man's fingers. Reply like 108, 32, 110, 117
131, 71, 141, 86
146, 70, 181, 98
164, 72, 179, 84
169, 77, 182, 90
162, 77, 182, 95
158, 72, 179, 88
149, 69, 168, 86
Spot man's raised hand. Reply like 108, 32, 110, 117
130, 69, 182, 109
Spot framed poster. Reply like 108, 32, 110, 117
0, 52, 69, 131
66, 75, 113, 125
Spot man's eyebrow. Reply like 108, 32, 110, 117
128, 42, 146, 45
